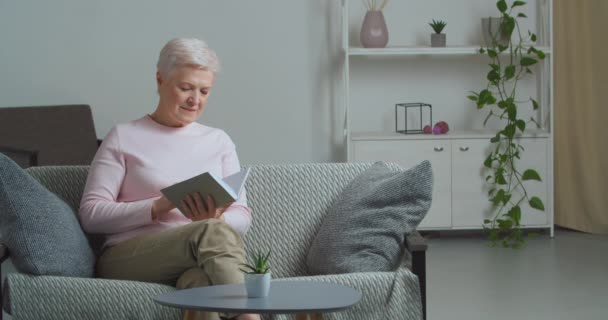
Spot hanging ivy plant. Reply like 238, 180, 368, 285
468, 0, 546, 248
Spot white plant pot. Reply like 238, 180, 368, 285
244, 272, 272, 298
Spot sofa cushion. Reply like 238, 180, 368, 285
0, 153, 95, 277
306, 161, 432, 275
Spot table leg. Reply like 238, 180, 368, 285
295, 314, 323, 320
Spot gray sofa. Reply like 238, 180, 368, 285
1, 163, 427, 320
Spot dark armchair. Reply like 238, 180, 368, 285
0, 105, 99, 168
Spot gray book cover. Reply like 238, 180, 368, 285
161, 168, 250, 214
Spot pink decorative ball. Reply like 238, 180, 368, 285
434, 121, 449, 134
433, 126, 442, 134
423, 125, 432, 134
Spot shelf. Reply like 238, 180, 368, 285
348, 46, 552, 56
342, 0, 553, 234
351, 130, 551, 140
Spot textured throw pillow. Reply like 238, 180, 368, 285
0, 153, 95, 277
306, 161, 433, 275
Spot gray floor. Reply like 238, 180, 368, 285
3, 228, 607, 320
426, 228, 608, 320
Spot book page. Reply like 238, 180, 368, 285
162, 173, 233, 212
223, 168, 250, 197
160, 168, 251, 214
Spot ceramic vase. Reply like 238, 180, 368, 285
360, 10, 389, 48
244, 273, 272, 298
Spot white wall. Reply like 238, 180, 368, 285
0, 0, 547, 165
0, 0, 345, 164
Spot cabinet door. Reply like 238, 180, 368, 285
351, 139, 451, 229
510, 138, 549, 226
451, 138, 548, 228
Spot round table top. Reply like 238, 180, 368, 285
154, 281, 362, 314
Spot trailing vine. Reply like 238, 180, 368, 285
469, 0, 546, 248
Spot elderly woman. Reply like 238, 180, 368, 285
79, 38, 259, 320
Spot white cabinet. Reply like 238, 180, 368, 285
351, 134, 550, 231
341, 0, 554, 234
451, 138, 548, 228
450, 138, 493, 228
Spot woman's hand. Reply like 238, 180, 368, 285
151, 196, 176, 220
181, 193, 233, 221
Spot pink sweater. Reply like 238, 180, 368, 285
78, 115, 252, 247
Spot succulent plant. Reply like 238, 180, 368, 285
429, 19, 447, 34
240, 249, 271, 274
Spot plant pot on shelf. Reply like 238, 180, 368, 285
244, 272, 272, 298
431, 33, 446, 47
360, 10, 389, 48
481, 17, 509, 46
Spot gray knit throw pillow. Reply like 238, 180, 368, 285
307, 161, 433, 275
0, 153, 95, 277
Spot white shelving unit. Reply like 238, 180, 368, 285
348, 45, 552, 56
341, 0, 554, 236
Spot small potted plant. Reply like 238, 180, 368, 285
240, 249, 272, 298
429, 19, 447, 47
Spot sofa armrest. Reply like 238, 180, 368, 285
405, 231, 427, 320
1, 243, 9, 319
0, 146, 39, 167
0, 244, 7, 265
405, 231, 427, 252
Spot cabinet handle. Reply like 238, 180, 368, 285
434, 147, 444, 152
460, 146, 470, 152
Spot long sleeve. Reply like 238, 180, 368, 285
78, 127, 155, 234
78, 116, 251, 247
221, 135, 252, 236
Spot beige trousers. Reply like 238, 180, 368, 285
97, 219, 246, 320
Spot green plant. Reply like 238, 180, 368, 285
468, 0, 546, 249
429, 19, 447, 34
240, 249, 271, 274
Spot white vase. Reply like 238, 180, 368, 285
244, 273, 272, 298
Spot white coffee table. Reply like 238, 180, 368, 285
154, 280, 361, 319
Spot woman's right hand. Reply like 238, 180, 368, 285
151, 196, 176, 220
181, 193, 232, 222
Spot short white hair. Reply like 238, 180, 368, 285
156, 38, 220, 77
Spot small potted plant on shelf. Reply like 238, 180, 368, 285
240, 249, 272, 298
429, 19, 447, 47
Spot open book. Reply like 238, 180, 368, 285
161, 168, 250, 214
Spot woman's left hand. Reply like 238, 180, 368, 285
181, 193, 232, 221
